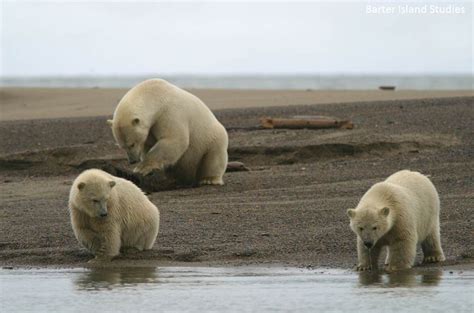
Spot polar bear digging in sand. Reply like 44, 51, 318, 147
347, 170, 445, 272
69, 169, 160, 262
108, 79, 228, 185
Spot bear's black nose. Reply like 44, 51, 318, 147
128, 159, 139, 165
364, 241, 373, 249
100, 212, 108, 217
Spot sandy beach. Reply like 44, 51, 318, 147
0, 88, 473, 269
1, 87, 473, 121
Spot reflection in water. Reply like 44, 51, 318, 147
75, 267, 158, 290
75, 266, 445, 290
358, 268, 442, 287
1, 267, 472, 313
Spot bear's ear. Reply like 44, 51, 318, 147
347, 208, 356, 218
132, 118, 140, 126
77, 182, 86, 190
107, 119, 113, 127
380, 207, 390, 216
109, 181, 116, 188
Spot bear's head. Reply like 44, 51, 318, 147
75, 175, 116, 218
347, 206, 392, 249
108, 117, 148, 165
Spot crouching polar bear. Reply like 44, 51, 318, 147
107, 79, 228, 186
69, 169, 160, 262
347, 170, 445, 272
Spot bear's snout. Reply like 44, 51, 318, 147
364, 241, 373, 249
126, 150, 141, 165
98, 204, 108, 218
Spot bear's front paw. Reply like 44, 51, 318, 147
84, 236, 103, 254
87, 255, 112, 265
385, 264, 412, 272
133, 162, 159, 176
356, 264, 372, 271
199, 177, 224, 186
423, 255, 445, 264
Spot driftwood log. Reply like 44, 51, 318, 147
260, 116, 353, 130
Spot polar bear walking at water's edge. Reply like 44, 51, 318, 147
347, 170, 445, 272
108, 79, 228, 185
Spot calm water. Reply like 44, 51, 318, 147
1, 267, 473, 313
1, 75, 472, 90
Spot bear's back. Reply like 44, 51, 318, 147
385, 170, 438, 205
384, 170, 440, 229
360, 170, 439, 215
111, 176, 157, 213
116, 79, 216, 121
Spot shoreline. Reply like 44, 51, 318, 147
3, 258, 473, 273
3, 265, 473, 275
3, 261, 473, 271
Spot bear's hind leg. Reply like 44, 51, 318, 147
143, 222, 159, 250
198, 144, 228, 186
422, 227, 445, 263
127, 232, 146, 252
143, 236, 155, 250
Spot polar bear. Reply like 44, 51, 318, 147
347, 170, 445, 272
69, 169, 160, 262
107, 78, 228, 186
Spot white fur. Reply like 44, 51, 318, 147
69, 169, 160, 262
108, 78, 228, 185
348, 170, 445, 271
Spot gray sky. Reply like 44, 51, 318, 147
1, 1, 472, 76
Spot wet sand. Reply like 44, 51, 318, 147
0, 88, 473, 269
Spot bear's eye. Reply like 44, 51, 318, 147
372, 226, 377, 230
129, 143, 135, 148
92, 199, 99, 203
359, 227, 364, 231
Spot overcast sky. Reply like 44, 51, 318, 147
1, 1, 472, 76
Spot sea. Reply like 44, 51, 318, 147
1, 75, 472, 90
